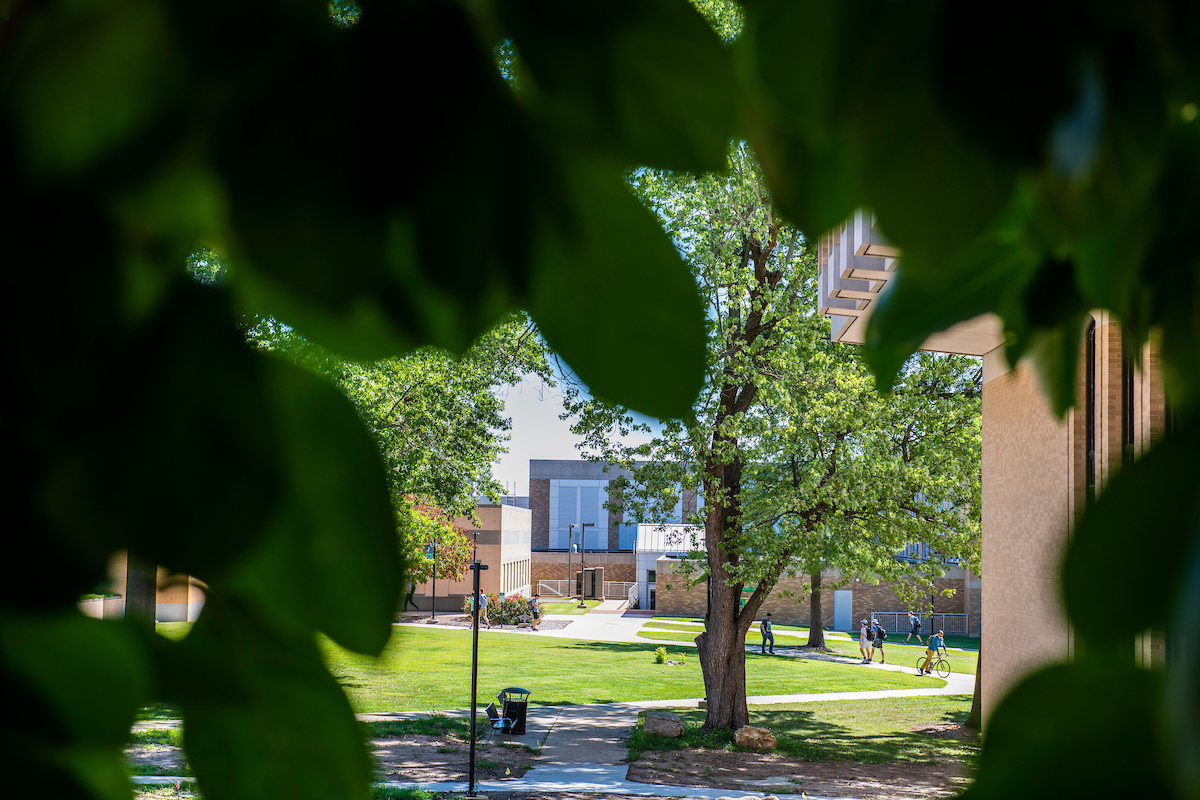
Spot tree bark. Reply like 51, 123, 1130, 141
125, 552, 157, 632
698, 446, 754, 732
965, 639, 983, 730
804, 569, 826, 648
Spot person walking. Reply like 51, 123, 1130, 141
869, 618, 887, 663
859, 619, 871, 663
478, 590, 491, 629
530, 594, 541, 631
760, 613, 775, 654
906, 610, 924, 644
919, 630, 945, 675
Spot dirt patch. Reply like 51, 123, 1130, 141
372, 733, 537, 782
394, 614, 573, 632
626, 747, 972, 799
126, 733, 537, 783
913, 722, 977, 741
125, 744, 189, 776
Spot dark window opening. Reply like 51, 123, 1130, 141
1122, 343, 1135, 466
1086, 319, 1096, 506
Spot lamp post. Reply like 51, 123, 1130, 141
567, 523, 576, 602
425, 542, 437, 621
579, 522, 594, 607
467, 527, 488, 799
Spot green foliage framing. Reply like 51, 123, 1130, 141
4, 0, 1200, 799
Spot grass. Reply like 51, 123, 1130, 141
638, 628, 811, 648
133, 781, 199, 800
130, 728, 184, 747
537, 599, 601, 615
371, 789, 435, 800
639, 628, 977, 674
648, 618, 979, 650
322, 626, 939, 711
136, 702, 183, 721
628, 694, 979, 765
360, 715, 480, 740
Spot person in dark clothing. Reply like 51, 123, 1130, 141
760, 613, 775, 654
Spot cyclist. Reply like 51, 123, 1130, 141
919, 630, 945, 675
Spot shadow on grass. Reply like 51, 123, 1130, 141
630, 704, 979, 766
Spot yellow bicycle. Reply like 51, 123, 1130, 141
916, 651, 951, 678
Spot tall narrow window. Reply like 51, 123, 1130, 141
1122, 342, 1135, 466
1086, 319, 1096, 506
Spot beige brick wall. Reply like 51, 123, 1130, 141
655, 562, 974, 630
982, 359, 1074, 722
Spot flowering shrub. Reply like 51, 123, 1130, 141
460, 593, 533, 625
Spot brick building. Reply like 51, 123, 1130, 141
818, 212, 1167, 725
411, 503, 532, 612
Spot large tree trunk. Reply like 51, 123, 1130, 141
965, 640, 983, 730
698, 451, 753, 732
125, 552, 157, 632
804, 569, 826, 648
695, 595, 752, 731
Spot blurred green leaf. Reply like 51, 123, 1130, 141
47, 283, 284, 579
1063, 427, 1200, 645
527, 156, 705, 418
179, 600, 371, 800
4, 0, 183, 179
963, 663, 1169, 799
498, 0, 738, 173
225, 359, 402, 656
0, 612, 148, 745
865, 225, 1041, 389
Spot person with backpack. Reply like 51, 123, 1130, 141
906, 610, 924, 644
530, 594, 541, 631
870, 619, 887, 663
760, 613, 775, 654
859, 619, 872, 663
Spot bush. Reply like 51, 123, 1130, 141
655, 647, 667, 664
460, 593, 532, 625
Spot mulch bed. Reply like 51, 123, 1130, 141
394, 613, 574, 631
626, 747, 973, 800
126, 733, 538, 783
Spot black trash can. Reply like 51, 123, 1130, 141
497, 687, 531, 735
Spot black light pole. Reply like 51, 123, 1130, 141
567, 523, 576, 602
468, 557, 488, 797
426, 542, 438, 621
579, 522, 594, 607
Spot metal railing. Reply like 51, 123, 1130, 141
869, 611, 969, 636
603, 581, 635, 599
539, 579, 637, 601
537, 580, 570, 598
628, 582, 639, 609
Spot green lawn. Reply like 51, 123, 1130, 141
818, 638, 978, 674
638, 621, 977, 674
538, 599, 601, 615
638, 629, 814, 648
629, 694, 979, 765
648, 618, 852, 638
322, 626, 941, 711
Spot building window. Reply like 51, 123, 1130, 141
1086, 318, 1096, 506
1122, 343, 1135, 466
647, 570, 656, 584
